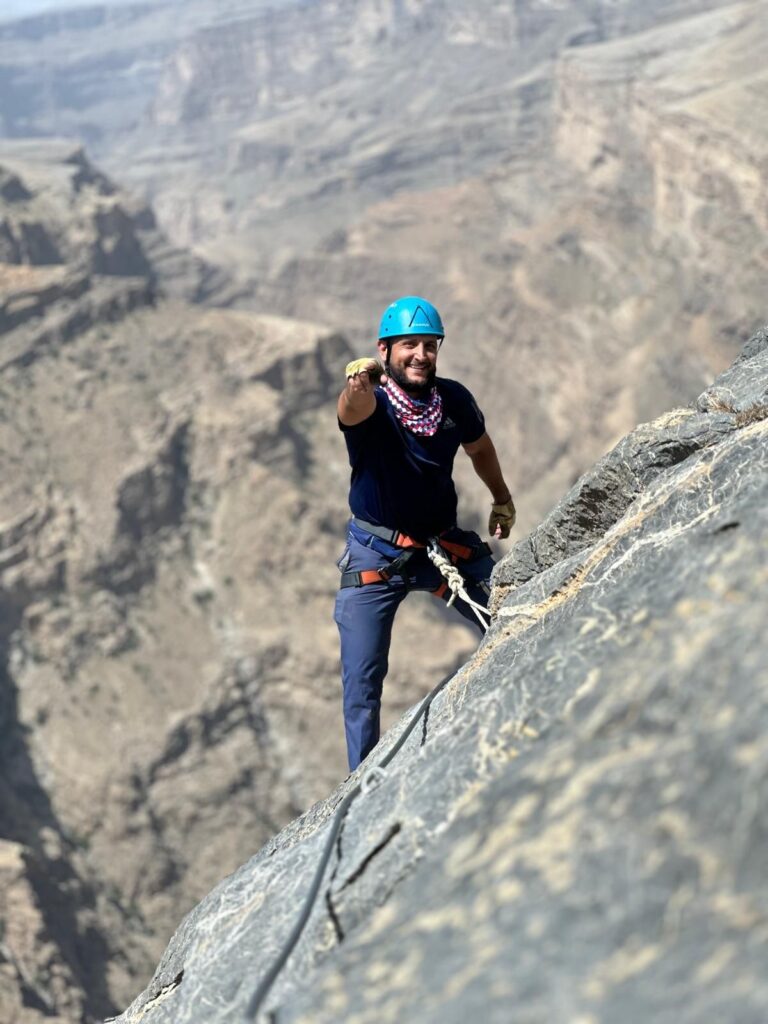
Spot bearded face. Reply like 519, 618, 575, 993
380, 335, 440, 396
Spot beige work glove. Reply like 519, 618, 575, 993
344, 357, 384, 384
489, 498, 516, 539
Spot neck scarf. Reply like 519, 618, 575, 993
382, 377, 443, 436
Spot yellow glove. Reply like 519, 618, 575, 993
489, 498, 516, 539
345, 357, 384, 383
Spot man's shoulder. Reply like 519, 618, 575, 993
436, 377, 485, 440
436, 377, 475, 403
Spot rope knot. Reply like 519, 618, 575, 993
427, 539, 491, 631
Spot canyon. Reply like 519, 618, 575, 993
1, 1, 766, 1020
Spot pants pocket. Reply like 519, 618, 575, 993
336, 544, 351, 572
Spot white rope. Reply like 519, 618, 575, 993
427, 539, 491, 633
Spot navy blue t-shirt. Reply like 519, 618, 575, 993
339, 378, 486, 541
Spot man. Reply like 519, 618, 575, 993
335, 295, 515, 771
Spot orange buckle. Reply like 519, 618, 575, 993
438, 539, 473, 560
358, 569, 390, 585
394, 532, 426, 549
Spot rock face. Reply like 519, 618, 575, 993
115, 329, 768, 1023
0, 139, 240, 317
2, 4, 767, 1019
0, 2, 264, 144
0, 144, 483, 1021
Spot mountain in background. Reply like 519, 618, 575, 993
1, 1, 767, 1020
1, 0, 765, 531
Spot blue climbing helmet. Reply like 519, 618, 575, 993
378, 295, 445, 341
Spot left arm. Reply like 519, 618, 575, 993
462, 432, 511, 504
462, 432, 516, 537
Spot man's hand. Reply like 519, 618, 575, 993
338, 358, 386, 426
489, 497, 516, 539
344, 358, 386, 388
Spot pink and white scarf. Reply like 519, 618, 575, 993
382, 378, 443, 436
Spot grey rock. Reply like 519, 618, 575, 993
494, 324, 768, 601
0, 142, 240, 310
735, 324, 768, 363
696, 325, 768, 414
490, 406, 739, 597
114, 331, 768, 1023
116, 420, 190, 544
2, 3, 768, 1015
0, 267, 89, 333
4, 0, 767, 559
0, 274, 156, 372
0, 166, 31, 202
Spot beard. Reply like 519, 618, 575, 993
386, 362, 436, 398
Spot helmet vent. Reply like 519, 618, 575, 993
409, 305, 434, 329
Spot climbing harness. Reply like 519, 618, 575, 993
338, 547, 415, 589
242, 551, 491, 1022
338, 517, 492, 594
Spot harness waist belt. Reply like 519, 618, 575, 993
342, 519, 491, 590
351, 517, 427, 549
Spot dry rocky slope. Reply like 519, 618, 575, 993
2, 2, 768, 1019
117, 330, 768, 1023
0, 145, 477, 1022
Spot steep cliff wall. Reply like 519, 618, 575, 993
554, 1, 768, 317
0, 1, 270, 144
0, 139, 239, 319
0, 145, 483, 1021
115, 327, 768, 1023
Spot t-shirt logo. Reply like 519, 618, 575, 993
442, 416, 457, 430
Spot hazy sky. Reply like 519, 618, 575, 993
2, 0, 146, 17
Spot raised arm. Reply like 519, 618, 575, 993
337, 358, 385, 426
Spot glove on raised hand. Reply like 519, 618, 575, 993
489, 498, 516, 539
344, 357, 384, 383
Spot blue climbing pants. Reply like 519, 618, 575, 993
334, 524, 495, 771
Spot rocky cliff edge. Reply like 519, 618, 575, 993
115, 327, 768, 1023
